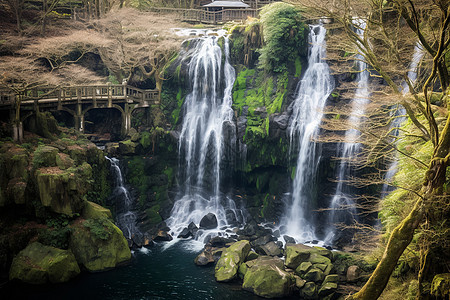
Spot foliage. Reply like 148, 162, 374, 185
38, 214, 73, 249
258, 2, 308, 73
83, 218, 113, 241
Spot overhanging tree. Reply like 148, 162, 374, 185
290, 0, 449, 298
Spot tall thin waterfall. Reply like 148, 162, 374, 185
325, 20, 370, 244
381, 43, 424, 195
166, 35, 243, 245
106, 156, 139, 239
279, 24, 334, 243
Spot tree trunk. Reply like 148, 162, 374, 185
350, 198, 424, 299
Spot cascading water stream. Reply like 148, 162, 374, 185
279, 24, 334, 243
325, 20, 369, 244
381, 42, 424, 196
106, 156, 139, 240
165, 35, 244, 247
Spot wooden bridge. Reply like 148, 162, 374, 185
149, 7, 259, 24
0, 84, 159, 141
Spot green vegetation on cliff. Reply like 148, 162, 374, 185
258, 2, 308, 74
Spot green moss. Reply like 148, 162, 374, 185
260, 194, 270, 218
380, 118, 433, 236
9, 242, 80, 284
291, 166, 296, 180
146, 205, 162, 224
69, 219, 131, 272
126, 157, 149, 205
163, 167, 174, 186
258, 2, 308, 73
215, 240, 251, 282
294, 56, 302, 77
83, 218, 113, 241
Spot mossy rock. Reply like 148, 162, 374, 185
246, 251, 259, 261
309, 253, 331, 265
285, 244, 317, 269
431, 273, 450, 298
7, 178, 27, 205
33, 146, 59, 169
35, 163, 91, 216
9, 242, 80, 284
295, 261, 312, 276
7, 152, 29, 180
322, 274, 339, 285
215, 240, 251, 282
303, 268, 325, 282
118, 140, 137, 155
300, 282, 317, 299
318, 281, 337, 298
69, 219, 131, 272
242, 256, 294, 298
82, 201, 113, 220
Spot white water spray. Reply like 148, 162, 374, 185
166, 36, 244, 246
106, 156, 139, 239
279, 24, 334, 243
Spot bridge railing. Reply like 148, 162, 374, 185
0, 84, 160, 106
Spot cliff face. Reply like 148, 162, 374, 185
0, 113, 130, 283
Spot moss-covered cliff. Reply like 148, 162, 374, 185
0, 113, 130, 283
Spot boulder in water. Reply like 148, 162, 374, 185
199, 213, 218, 229
255, 241, 282, 257
194, 249, 215, 266
188, 222, 198, 235
132, 232, 145, 247
153, 230, 173, 242
285, 244, 317, 269
215, 240, 251, 282
178, 227, 192, 239
283, 235, 296, 244
251, 235, 273, 247
242, 256, 294, 298
69, 219, 131, 272
208, 236, 235, 247
9, 242, 80, 284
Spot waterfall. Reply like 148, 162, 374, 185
325, 20, 370, 244
106, 156, 139, 240
279, 24, 334, 243
381, 42, 424, 195
166, 35, 244, 246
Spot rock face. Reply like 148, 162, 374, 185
215, 240, 251, 282
82, 201, 113, 220
69, 219, 131, 272
285, 244, 321, 269
242, 256, 294, 298
9, 242, 80, 284
199, 213, 218, 229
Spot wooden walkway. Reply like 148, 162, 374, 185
0, 84, 160, 137
0, 84, 159, 110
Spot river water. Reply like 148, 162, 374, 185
2, 242, 262, 300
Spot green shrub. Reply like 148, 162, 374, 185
258, 2, 308, 73
83, 218, 113, 240
38, 215, 73, 249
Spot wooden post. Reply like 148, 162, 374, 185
92, 86, 97, 108
107, 82, 112, 108
57, 88, 62, 110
